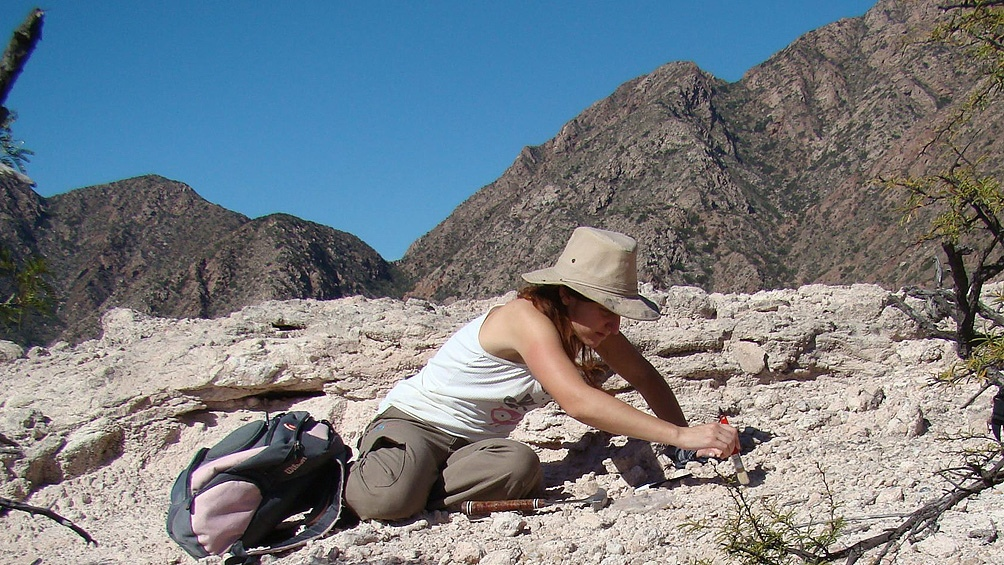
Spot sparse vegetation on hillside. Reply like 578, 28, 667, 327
0, 248, 54, 338
0, 112, 31, 172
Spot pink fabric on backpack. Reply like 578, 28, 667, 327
305, 423, 331, 440
192, 479, 263, 554
190, 446, 267, 491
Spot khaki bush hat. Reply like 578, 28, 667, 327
521, 227, 661, 321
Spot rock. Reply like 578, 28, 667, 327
0, 287, 1001, 564
625, 527, 665, 552
967, 525, 998, 544
847, 387, 885, 412
0, 340, 23, 362
100, 308, 159, 345
730, 340, 767, 375
875, 486, 904, 503
536, 539, 577, 559
573, 511, 609, 530
449, 541, 484, 563
18, 433, 64, 488
884, 405, 928, 438
0, 407, 52, 443
56, 417, 124, 478
660, 286, 716, 319
479, 548, 522, 565
914, 534, 960, 557
605, 540, 626, 554
492, 513, 527, 537
649, 325, 728, 356
611, 489, 678, 514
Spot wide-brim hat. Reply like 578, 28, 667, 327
521, 227, 661, 321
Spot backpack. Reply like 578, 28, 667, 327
167, 411, 351, 563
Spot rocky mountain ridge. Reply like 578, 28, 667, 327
0, 170, 403, 345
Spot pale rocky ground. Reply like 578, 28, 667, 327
1, 284, 1001, 564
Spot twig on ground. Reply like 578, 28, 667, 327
0, 497, 97, 545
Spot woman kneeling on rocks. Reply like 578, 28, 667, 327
344, 227, 739, 520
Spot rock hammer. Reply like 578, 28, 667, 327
460, 488, 608, 516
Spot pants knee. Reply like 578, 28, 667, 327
484, 440, 542, 497
345, 464, 430, 521
506, 442, 543, 493
344, 441, 439, 521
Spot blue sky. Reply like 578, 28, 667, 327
2, 1, 875, 260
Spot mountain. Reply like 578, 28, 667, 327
1, 172, 403, 344
3, 0, 998, 345
397, 0, 992, 300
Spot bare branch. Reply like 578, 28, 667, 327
0, 8, 44, 124
0, 497, 97, 545
963, 381, 994, 408
883, 291, 958, 341
834, 455, 1004, 564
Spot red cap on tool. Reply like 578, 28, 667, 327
719, 415, 740, 456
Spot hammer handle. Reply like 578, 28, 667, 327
462, 498, 544, 515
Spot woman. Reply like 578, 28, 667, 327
344, 227, 739, 520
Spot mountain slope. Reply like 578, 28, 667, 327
397, 0, 982, 300
6, 174, 403, 344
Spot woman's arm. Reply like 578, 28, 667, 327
594, 332, 687, 426
595, 332, 741, 457
481, 301, 737, 455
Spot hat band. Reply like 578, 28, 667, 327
559, 276, 637, 298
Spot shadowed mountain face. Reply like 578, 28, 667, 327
2, 173, 402, 344
397, 0, 994, 300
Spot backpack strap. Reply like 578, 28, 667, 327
223, 555, 260, 565
228, 458, 347, 562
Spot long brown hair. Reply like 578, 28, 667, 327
517, 284, 609, 387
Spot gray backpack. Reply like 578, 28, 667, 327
166, 411, 350, 563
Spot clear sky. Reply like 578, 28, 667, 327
2, 1, 876, 260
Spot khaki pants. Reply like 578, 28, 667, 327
344, 407, 543, 521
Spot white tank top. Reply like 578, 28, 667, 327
379, 309, 553, 441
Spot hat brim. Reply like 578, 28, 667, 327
521, 268, 661, 321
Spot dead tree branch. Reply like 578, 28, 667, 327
0, 496, 97, 545
883, 289, 959, 341
832, 454, 1004, 564
0, 8, 44, 124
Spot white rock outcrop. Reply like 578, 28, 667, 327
0, 285, 1000, 564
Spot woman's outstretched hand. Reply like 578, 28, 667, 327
676, 421, 740, 459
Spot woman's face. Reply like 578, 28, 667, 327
561, 288, 621, 348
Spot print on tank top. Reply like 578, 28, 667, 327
490, 393, 540, 429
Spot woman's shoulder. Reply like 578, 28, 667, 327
486, 297, 549, 325
479, 298, 557, 357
